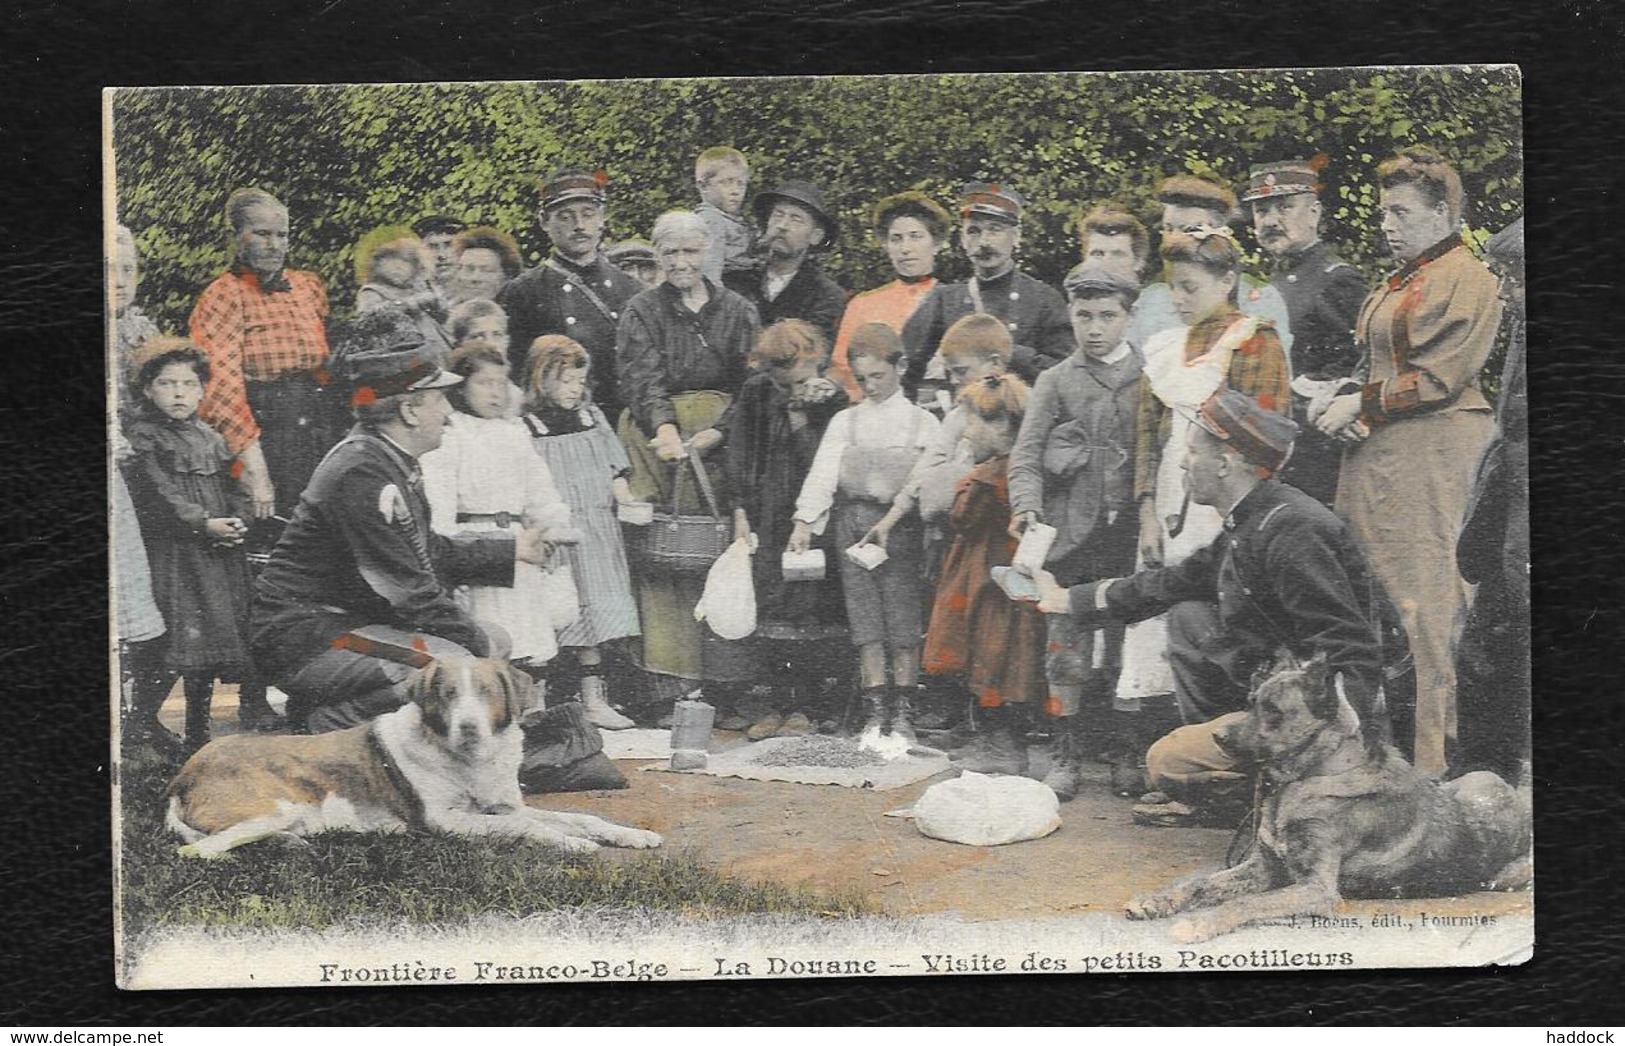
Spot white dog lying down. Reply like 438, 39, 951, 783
166, 657, 662, 858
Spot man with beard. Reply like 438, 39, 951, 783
1242, 159, 1369, 505
902, 181, 1072, 393
498, 167, 642, 423
724, 180, 848, 347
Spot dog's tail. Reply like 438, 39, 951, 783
165, 795, 205, 844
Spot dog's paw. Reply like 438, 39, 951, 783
554, 834, 601, 855
175, 843, 232, 861
610, 829, 663, 849
1126, 892, 1179, 921
1167, 916, 1218, 945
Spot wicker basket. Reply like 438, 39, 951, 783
631, 455, 731, 576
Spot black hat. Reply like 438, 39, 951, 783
540, 166, 609, 212
338, 312, 461, 404
752, 180, 838, 246
958, 181, 1025, 224
412, 214, 467, 238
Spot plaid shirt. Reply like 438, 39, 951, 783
190, 267, 330, 454
1134, 308, 1291, 501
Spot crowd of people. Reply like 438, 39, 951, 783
112, 140, 1528, 831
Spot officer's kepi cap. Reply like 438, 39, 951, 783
342, 319, 461, 405
1240, 159, 1321, 204
958, 181, 1025, 224
1184, 387, 1298, 475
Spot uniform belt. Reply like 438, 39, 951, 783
456, 511, 518, 528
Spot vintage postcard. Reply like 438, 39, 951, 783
107, 65, 1530, 990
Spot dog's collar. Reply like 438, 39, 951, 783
367, 726, 426, 827
1264, 721, 1363, 785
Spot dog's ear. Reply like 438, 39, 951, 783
1302, 651, 1336, 719
409, 659, 449, 734
495, 662, 531, 731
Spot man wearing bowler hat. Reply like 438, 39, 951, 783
902, 181, 1072, 393
499, 166, 643, 422
251, 312, 559, 732
1030, 387, 1391, 825
1243, 158, 1370, 506
724, 179, 849, 347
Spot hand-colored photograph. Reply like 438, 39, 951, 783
105, 65, 1530, 989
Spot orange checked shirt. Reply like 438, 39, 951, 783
190, 267, 331, 454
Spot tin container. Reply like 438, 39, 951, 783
617, 501, 655, 526
668, 698, 715, 770
1013, 522, 1057, 573
845, 542, 889, 571
781, 548, 827, 581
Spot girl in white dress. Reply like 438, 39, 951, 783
422, 343, 579, 670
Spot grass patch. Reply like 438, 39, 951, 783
118, 744, 871, 937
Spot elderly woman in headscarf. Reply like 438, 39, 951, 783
189, 188, 337, 523
615, 209, 762, 717
1313, 146, 1503, 776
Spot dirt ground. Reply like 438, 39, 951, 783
157, 685, 1529, 925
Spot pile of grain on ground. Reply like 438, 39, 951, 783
752, 736, 887, 769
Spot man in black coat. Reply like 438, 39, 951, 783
1243, 159, 1370, 506
252, 319, 557, 732
498, 167, 643, 422
1033, 388, 1391, 825
902, 181, 1072, 392
724, 180, 848, 347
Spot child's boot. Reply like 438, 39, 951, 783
858, 684, 889, 735
956, 705, 1030, 776
580, 674, 634, 731
1041, 714, 1087, 800
182, 674, 214, 753
888, 684, 919, 745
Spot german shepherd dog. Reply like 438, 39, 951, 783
1126, 651, 1530, 943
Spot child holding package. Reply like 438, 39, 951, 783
522, 335, 644, 731
421, 343, 580, 679
694, 146, 757, 285
789, 323, 938, 740
922, 373, 1046, 770
122, 337, 268, 750
1007, 263, 1144, 799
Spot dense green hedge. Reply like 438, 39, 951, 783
110, 67, 1521, 332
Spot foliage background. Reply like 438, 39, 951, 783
111, 66, 1522, 333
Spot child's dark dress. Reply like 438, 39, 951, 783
123, 407, 253, 673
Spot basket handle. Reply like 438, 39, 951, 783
669, 452, 725, 522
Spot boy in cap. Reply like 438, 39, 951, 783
1029, 386, 1389, 826
605, 239, 660, 290
1243, 158, 1370, 506
693, 146, 757, 285
498, 166, 642, 423
902, 181, 1072, 393
1006, 263, 1144, 796
412, 214, 468, 295
1126, 175, 1294, 357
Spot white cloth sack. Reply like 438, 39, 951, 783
912, 771, 1061, 846
694, 536, 757, 640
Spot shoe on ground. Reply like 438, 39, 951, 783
1132, 799, 1200, 827
817, 718, 839, 735
583, 694, 636, 731
776, 712, 814, 737
716, 712, 752, 731
1110, 761, 1148, 797
913, 710, 948, 730
746, 712, 783, 741
954, 732, 1029, 776
1137, 790, 1171, 805
1042, 762, 1082, 802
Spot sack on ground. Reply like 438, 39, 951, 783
518, 700, 627, 793
912, 771, 1061, 845
695, 536, 757, 640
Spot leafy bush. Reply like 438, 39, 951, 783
110, 67, 1521, 332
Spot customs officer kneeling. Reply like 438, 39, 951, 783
251, 316, 557, 732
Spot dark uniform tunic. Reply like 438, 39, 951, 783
498, 253, 643, 423
901, 268, 1073, 389
251, 428, 516, 697
1066, 480, 1386, 725
1268, 240, 1369, 505
724, 260, 848, 349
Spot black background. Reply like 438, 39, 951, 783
4, 0, 1622, 1026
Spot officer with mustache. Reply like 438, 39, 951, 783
1243, 159, 1370, 506
902, 181, 1072, 396
498, 167, 643, 424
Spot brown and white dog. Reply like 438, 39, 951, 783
1126, 651, 1530, 943
166, 657, 662, 858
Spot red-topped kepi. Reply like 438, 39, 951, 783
958, 181, 1025, 224
541, 166, 610, 212
1188, 386, 1299, 476
1240, 158, 1324, 204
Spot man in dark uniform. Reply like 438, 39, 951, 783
251, 317, 557, 732
723, 179, 848, 346
1032, 388, 1390, 825
412, 214, 467, 297
1243, 159, 1370, 505
902, 181, 1072, 392
498, 167, 642, 423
